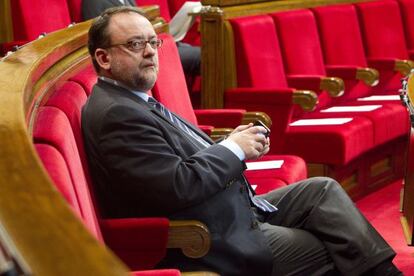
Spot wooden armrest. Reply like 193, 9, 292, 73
395, 59, 414, 76
167, 220, 211, 259
241, 112, 272, 128
319, 77, 344, 97
356, 67, 379, 87
182, 272, 220, 276
210, 128, 234, 141
293, 90, 318, 112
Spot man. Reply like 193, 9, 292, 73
82, 0, 201, 87
82, 6, 401, 276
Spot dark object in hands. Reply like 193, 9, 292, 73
253, 120, 270, 138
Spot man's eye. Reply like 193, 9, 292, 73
130, 41, 144, 48
149, 40, 158, 46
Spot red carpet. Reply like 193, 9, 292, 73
356, 180, 414, 275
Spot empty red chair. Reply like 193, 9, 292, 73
228, 14, 375, 166
152, 33, 308, 191
2, 0, 72, 54
355, 0, 413, 92
271, 9, 408, 146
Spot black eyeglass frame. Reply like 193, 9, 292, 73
105, 38, 163, 52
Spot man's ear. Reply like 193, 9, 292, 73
95, 48, 111, 71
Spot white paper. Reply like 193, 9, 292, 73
246, 160, 284, 171
290, 118, 353, 126
169, 2, 202, 42
357, 95, 400, 101
320, 105, 382, 112
251, 185, 257, 191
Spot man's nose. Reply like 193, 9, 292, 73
142, 42, 156, 56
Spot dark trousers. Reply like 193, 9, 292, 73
257, 177, 395, 276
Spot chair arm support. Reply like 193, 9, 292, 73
395, 59, 414, 76
210, 128, 234, 141
292, 90, 319, 112
325, 65, 379, 87
368, 58, 414, 76
194, 109, 245, 128
287, 75, 343, 97
100, 218, 210, 262
241, 112, 272, 128
198, 125, 214, 136
167, 220, 211, 259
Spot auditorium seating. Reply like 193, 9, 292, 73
271, 9, 409, 147
399, 0, 414, 59
152, 33, 307, 192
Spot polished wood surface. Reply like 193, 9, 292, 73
0, 0, 13, 43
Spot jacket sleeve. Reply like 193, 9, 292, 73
97, 104, 245, 214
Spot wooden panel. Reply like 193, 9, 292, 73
402, 130, 414, 245
0, 0, 13, 43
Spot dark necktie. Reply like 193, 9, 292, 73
147, 97, 211, 148
148, 97, 277, 213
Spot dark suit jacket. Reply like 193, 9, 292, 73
82, 0, 136, 20
82, 80, 273, 275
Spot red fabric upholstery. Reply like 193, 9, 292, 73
355, 0, 408, 92
312, 4, 373, 102
35, 144, 82, 217
66, 0, 82, 22
230, 15, 288, 88
10, 0, 72, 41
194, 109, 244, 129
135, 0, 172, 21
166, 0, 187, 16
100, 218, 169, 270
152, 33, 199, 124
399, 0, 414, 57
33, 107, 102, 240
356, 0, 408, 59
69, 66, 98, 96
271, 10, 333, 111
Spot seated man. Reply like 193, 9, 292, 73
82, 6, 401, 276
82, 0, 200, 88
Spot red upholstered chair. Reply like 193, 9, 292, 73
355, 0, 413, 92
2, 0, 73, 54
398, 0, 414, 59
136, 0, 172, 21
228, 14, 376, 166
33, 81, 211, 273
152, 33, 308, 191
271, 9, 408, 147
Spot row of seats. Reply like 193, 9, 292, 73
216, 1, 411, 191
0, 0, 199, 55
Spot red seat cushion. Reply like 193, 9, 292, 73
69, 66, 98, 96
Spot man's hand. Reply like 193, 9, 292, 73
227, 124, 270, 160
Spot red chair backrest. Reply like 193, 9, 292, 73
10, 0, 72, 41
33, 104, 102, 241
135, 0, 172, 21
271, 9, 326, 76
66, 0, 82, 23
313, 4, 368, 67
229, 14, 288, 88
356, 0, 409, 59
151, 33, 198, 125
398, 0, 414, 52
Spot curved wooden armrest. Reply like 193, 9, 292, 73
395, 59, 414, 76
167, 220, 211, 259
293, 90, 318, 112
241, 112, 272, 128
356, 67, 379, 87
319, 77, 344, 97
210, 128, 234, 141
182, 272, 220, 276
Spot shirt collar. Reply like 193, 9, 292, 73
99, 76, 149, 102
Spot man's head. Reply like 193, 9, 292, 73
88, 6, 160, 91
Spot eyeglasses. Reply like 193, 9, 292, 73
106, 38, 163, 52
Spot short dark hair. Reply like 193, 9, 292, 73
88, 6, 147, 72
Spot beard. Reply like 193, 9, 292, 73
111, 59, 158, 92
